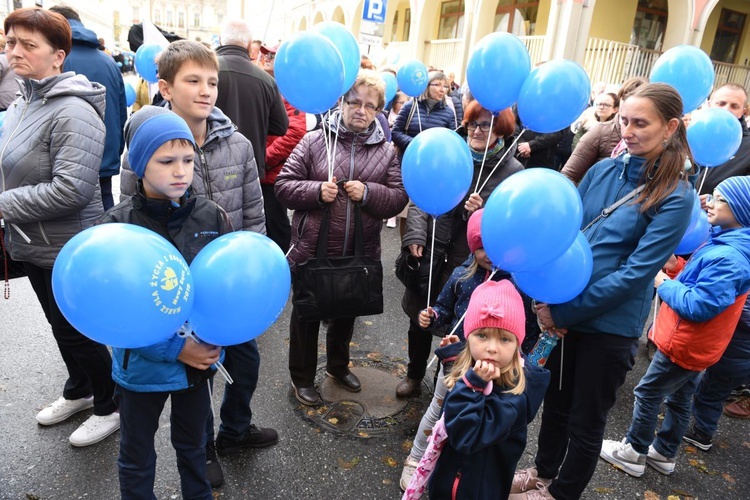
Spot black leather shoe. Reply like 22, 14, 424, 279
293, 384, 324, 406
215, 425, 279, 456
396, 377, 421, 398
205, 441, 224, 488
326, 370, 361, 392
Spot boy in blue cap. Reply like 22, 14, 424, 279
101, 106, 232, 499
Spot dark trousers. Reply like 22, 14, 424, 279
205, 339, 260, 441
100, 176, 114, 211
534, 330, 638, 500
261, 183, 291, 253
406, 318, 434, 381
25, 262, 116, 415
288, 277, 356, 387
116, 383, 212, 500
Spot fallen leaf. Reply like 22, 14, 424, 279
671, 488, 694, 497
328, 417, 339, 425
684, 445, 697, 453
337, 456, 360, 470
722, 473, 736, 483
383, 456, 398, 467
667, 496, 680, 500
363, 320, 373, 326
643, 490, 660, 500
358, 431, 370, 438
367, 352, 383, 361
718, 440, 729, 449
593, 487, 613, 493
401, 439, 414, 453
743, 442, 750, 449
688, 459, 699, 466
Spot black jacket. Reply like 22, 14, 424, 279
215, 45, 289, 179
700, 118, 750, 195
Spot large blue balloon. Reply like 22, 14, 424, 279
517, 60, 590, 133
650, 45, 714, 114
124, 82, 136, 107
687, 108, 742, 167
382, 72, 398, 105
52, 224, 194, 348
189, 232, 291, 346
675, 203, 710, 255
401, 128, 473, 217
275, 32, 345, 114
312, 21, 360, 95
134, 44, 163, 84
482, 169, 583, 272
512, 232, 593, 304
397, 59, 429, 97
466, 32, 530, 112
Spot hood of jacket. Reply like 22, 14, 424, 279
323, 110, 387, 146
69, 19, 100, 48
708, 226, 750, 264
18, 72, 106, 121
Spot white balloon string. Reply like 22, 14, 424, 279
425, 217, 437, 309
416, 99, 423, 133
697, 167, 708, 196
321, 112, 332, 181
477, 128, 527, 194
473, 114, 495, 194
331, 124, 340, 183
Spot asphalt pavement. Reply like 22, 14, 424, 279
1, 216, 749, 500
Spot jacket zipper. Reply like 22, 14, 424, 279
451, 471, 461, 500
341, 137, 357, 256
1, 97, 34, 248
198, 148, 213, 201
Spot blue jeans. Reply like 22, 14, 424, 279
116, 383, 212, 500
692, 335, 750, 436
206, 340, 260, 441
627, 350, 701, 457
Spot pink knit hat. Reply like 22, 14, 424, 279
467, 209, 484, 254
464, 280, 526, 345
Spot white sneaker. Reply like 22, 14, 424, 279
69, 412, 120, 447
599, 439, 646, 477
36, 396, 94, 426
399, 456, 420, 491
646, 445, 675, 475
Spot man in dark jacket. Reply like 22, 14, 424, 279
50, 6, 127, 211
215, 20, 288, 181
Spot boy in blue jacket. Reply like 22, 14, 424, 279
101, 107, 232, 499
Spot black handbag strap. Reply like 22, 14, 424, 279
316, 203, 365, 259
582, 184, 646, 233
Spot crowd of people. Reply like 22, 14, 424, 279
1, 6, 749, 500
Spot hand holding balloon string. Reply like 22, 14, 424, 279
177, 324, 234, 384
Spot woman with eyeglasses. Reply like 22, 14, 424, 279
395, 100, 524, 399
276, 70, 408, 406
512, 83, 696, 500
571, 92, 620, 152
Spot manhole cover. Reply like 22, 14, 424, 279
292, 355, 433, 438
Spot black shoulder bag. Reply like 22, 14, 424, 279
293, 204, 384, 321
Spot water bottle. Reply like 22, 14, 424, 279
527, 331, 559, 367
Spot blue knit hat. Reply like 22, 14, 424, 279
716, 176, 750, 228
126, 106, 195, 178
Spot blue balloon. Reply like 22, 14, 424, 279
397, 59, 429, 97
134, 43, 162, 84
312, 21, 361, 95
275, 32, 345, 114
675, 204, 710, 255
467, 32, 530, 112
124, 82, 136, 107
189, 232, 291, 346
482, 169, 583, 272
52, 224, 194, 348
383, 72, 398, 105
650, 45, 714, 114
687, 108, 742, 167
401, 128, 473, 217
517, 60, 590, 133
512, 232, 593, 304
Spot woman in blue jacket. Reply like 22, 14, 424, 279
511, 83, 696, 500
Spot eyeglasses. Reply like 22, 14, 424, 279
345, 100, 378, 113
466, 121, 492, 132
429, 83, 449, 90
595, 102, 613, 108
706, 194, 727, 206
263, 53, 276, 61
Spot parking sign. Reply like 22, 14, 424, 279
363, 0, 387, 24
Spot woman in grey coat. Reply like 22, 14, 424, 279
0, 8, 117, 447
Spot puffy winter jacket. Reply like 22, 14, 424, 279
562, 118, 622, 184
121, 106, 266, 234
550, 153, 695, 337
275, 112, 408, 270
428, 362, 550, 500
652, 226, 750, 370
102, 187, 232, 392
392, 98, 458, 154
0, 73, 105, 268
264, 97, 306, 185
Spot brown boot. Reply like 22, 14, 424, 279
723, 395, 750, 418
396, 377, 421, 398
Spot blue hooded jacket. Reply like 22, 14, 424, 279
63, 19, 126, 178
550, 153, 695, 337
